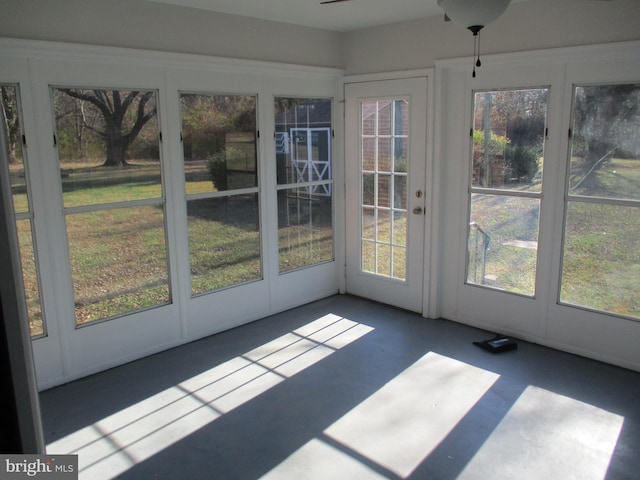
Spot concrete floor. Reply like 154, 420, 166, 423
40, 294, 640, 480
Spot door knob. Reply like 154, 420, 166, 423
412, 206, 423, 215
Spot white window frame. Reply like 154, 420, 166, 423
465, 86, 549, 298
0, 39, 342, 389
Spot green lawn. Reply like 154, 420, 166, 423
470, 157, 640, 319
60, 162, 331, 325
12, 154, 640, 334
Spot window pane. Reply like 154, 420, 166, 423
569, 84, 640, 201
188, 195, 261, 295
275, 97, 333, 273
468, 194, 540, 296
377, 209, 391, 243
309, 130, 331, 181
561, 83, 640, 320
182, 93, 262, 293
377, 243, 391, 277
377, 174, 391, 208
472, 89, 547, 191
394, 137, 407, 173
278, 188, 333, 273
362, 173, 375, 206
378, 137, 392, 172
181, 94, 257, 194
52, 88, 161, 207
393, 211, 407, 246
2, 84, 46, 338
16, 219, 44, 337
394, 99, 408, 136
363, 137, 375, 171
561, 203, 640, 319
392, 246, 407, 280
52, 87, 171, 326
275, 98, 332, 185
66, 206, 170, 325
393, 175, 407, 210
362, 207, 375, 241
362, 102, 376, 136
377, 100, 392, 136
467, 88, 548, 297
2, 86, 29, 213
362, 240, 375, 274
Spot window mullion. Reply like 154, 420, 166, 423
566, 194, 640, 208
471, 187, 543, 199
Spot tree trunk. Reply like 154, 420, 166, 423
483, 92, 492, 187
1, 89, 17, 164
586, 138, 612, 166
103, 126, 129, 167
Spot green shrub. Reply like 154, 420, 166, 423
473, 130, 510, 186
505, 145, 541, 184
206, 150, 228, 191
473, 130, 510, 153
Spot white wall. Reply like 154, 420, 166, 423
4, 0, 639, 75
343, 0, 640, 74
0, 0, 343, 68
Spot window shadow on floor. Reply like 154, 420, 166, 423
40, 295, 639, 480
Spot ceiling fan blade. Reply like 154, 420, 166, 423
320, 0, 351, 4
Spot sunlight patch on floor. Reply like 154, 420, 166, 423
262, 352, 500, 479
260, 438, 388, 480
46, 313, 374, 479
457, 385, 625, 480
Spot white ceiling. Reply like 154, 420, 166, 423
145, 0, 448, 32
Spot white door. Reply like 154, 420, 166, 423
345, 78, 428, 312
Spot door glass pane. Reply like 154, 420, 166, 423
275, 97, 333, 273
468, 194, 540, 294
181, 94, 257, 194
360, 98, 408, 280
275, 98, 332, 186
66, 206, 170, 325
188, 195, 261, 295
561, 83, 640, 320
2, 86, 28, 213
561, 203, 640, 319
278, 188, 333, 272
472, 89, 547, 192
467, 88, 548, 296
16, 219, 44, 336
181, 93, 261, 294
52, 88, 161, 207
52, 87, 171, 326
569, 84, 640, 201
2, 84, 45, 337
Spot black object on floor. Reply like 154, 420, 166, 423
473, 335, 518, 353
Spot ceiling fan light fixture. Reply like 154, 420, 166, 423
437, 0, 511, 77
437, 0, 511, 30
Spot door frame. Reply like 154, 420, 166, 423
342, 71, 435, 315
434, 41, 640, 372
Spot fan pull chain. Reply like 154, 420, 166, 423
469, 25, 483, 78
472, 30, 482, 78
